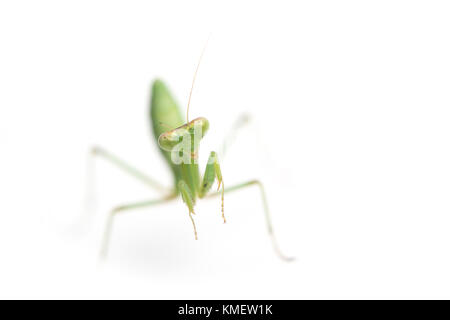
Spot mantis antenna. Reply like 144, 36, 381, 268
186, 36, 210, 123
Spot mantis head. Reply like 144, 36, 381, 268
158, 117, 209, 152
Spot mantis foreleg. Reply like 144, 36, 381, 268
178, 180, 198, 240
199, 151, 225, 223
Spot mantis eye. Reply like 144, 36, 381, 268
158, 131, 184, 151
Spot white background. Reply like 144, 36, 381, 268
1, 1, 450, 299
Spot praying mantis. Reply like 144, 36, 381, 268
91, 47, 293, 261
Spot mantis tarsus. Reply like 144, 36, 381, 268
90, 49, 293, 262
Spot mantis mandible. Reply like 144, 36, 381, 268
91, 45, 292, 261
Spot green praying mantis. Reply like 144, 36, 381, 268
90, 47, 293, 261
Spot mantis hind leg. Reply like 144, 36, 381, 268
89, 146, 171, 193
208, 180, 294, 262
100, 195, 175, 259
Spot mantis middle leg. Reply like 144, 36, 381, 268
100, 194, 176, 259
207, 180, 294, 261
